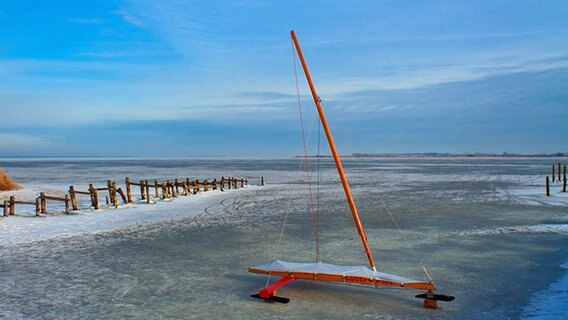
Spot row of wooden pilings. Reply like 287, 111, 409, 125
545, 162, 566, 196
0, 176, 262, 217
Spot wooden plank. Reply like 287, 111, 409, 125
13, 200, 36, 205
44, 195, 67, 201
74, 190, 91, 195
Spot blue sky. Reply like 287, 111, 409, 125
0, 0, 566, 157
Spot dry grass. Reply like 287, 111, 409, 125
0, 168, 21, 191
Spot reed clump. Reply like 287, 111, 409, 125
0, 168, 21, 191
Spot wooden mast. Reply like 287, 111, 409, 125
290, 30, 377, 270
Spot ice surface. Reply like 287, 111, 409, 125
0, 157, 566, 319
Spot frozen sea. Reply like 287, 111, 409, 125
0, 157, 567, 319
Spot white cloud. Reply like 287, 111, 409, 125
0, 134, 54, 151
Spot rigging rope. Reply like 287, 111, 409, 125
291, 36, 320, 262
377, 195, 434, 282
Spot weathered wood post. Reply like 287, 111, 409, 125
161, 183, 167, 199
35, 197, 41, 217
181, 182, 188, 196
212, 179, 217, 190
154, 180, 159, 198
9, 196, 15, 216
552, 164, 556, 182
90, 184, 100, 209
107, 180, 113, 202
240, 178, 244, 188
261, 176, 264, 186
563, 165, 567, 193
126, 177, 132, 203
175, 179, 180, 194
3, 200, 8, 217
111, 182, 119, 207
145, 180, 151, 203
194, 179, 199, 194
546, 176, 550, 196
166, 180, 173, 197
171, 182, 177, 197
117, 188, 128, 204
65, 194, 71, 214
69, 185, 79, 210
140, 180, 146, 200
10, 196, 16, 216
245, 178, 248, 186
203, 179, 208, 192
40, 192, 47, 213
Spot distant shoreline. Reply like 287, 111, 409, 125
295, 153, 568, 159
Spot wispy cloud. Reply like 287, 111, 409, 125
68, 18, 104, 24
115, 9, 144, 27
0, 133, 54, 151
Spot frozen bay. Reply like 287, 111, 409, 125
0, 157, 566, 319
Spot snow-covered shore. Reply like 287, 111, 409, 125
0, 185, 256, 248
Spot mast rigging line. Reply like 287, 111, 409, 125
291, 36, 320, 263
290, 30, 377, 271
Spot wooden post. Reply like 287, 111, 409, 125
559, 162, 562, 183
261, 176, 264, 186
140, 180, 146, 200
69, 186, 78, 210
181, 182, 188, 196
563, 165, 567, 192
35, 197, 41, 216
41, 192, 47, 213
171, 182, 177, 197
155, 180, 160, 198
546, 176, 550, 196
194, 179, 199, 194
203, 179, 208, 192
89, 184, 99, 209
107, 180, 113, 201
65, 194, 71, 214
552, 164, 555, 182
145, 180, 151, 203
240, 178, 244, 188
175, 179, 180, 194
161, 183, 167, 199
126, 177, 132, 203
111, 182, 118, 207
9, 196, 15, 215
212, 179, 217, 190
3, 200, 8, 217
117, 188, 128, 204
